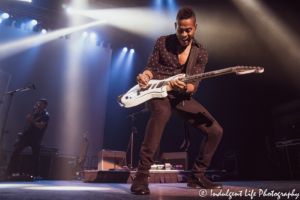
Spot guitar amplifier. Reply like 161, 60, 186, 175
98, 150, 126, 170
161, 152, 188, 171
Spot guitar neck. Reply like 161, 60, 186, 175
162, 67, 234, 86
181, 67, 234, 83
78, 132, 88, 162
22, 104, 38, 133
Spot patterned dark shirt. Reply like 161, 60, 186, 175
144, 34, 208, 95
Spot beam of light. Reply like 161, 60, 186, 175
231, 0, 300, 86
82, 31, 88, 37
0, 20, 106, 61
124, 48, 135, 80
67, 8, 75, 14
123, 47, 128, 52
0, 19, 2, 23
0, 184, 40, 188
70, 8, 174, 39
154, 0, 163, 8
24, 186, 111, 191
16, 0, 32, 2
2, 13, 9, 19
59, 0, 91, 157
31, 19, 37, 25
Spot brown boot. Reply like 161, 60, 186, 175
130, 173, 150, 195
187, 174, 222, 189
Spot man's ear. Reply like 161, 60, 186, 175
195, 23, 198, 30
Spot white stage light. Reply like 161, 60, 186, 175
2, 13, 9, 19
31, 20, 37, 25
41, 29, 47, 34
67, 8, 74, 14
82, 32, 88, 37
130, 49, 135, 53
90, 33, 97, 39
123, 47, 128, 52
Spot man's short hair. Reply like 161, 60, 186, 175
176, 6, 196, 22
40, 98, 48, 105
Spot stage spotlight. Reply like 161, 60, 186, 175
0, 19, 2, 23
123, 47, 128, 52
41, 29, 47, 34
82, 31, 88, 37
2, 13, 9, 19
31, 20, 37, 25
90, 33, 97, 39
130, 49, 135, 53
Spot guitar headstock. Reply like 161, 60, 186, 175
234, 66, 264, 75
34, 102, 39, 110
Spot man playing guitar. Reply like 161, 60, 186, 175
131, 7, 223, 195
5, 98, 50, 179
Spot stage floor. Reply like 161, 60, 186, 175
0, 180, 299, 200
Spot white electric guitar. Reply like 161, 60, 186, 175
118, 66, 264, 108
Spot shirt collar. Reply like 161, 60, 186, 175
192, 38, 201, 48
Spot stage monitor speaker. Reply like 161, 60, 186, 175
161, 152, 188, 171
98, 150, 126, 170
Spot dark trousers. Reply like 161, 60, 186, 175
138, 93, 223, 177
6, 135, 41, 177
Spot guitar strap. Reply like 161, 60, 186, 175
180, 45, 198, 151
186, 45, 198, 76
24, 112, 48, 133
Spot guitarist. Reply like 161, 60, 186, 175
131, 7, 223, 195
5, 98, 50, 179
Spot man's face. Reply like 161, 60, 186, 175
38, 101, 47, 111
175, 17, 197, 47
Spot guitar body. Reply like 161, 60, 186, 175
120, 74, 184, 108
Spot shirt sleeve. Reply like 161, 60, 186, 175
40, 114, 50, 124
143, 37, 163, 77
189, 47, 208, 95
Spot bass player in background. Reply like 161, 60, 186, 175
131, 7, 223, 195
5, 98, 50, 180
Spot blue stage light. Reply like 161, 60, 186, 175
82, 32, 88, 37
2, 13, 9, 19
31, 20, 38, 25
130, 49, 135, 53
90, 33, 97, 39
123, 47, 128, 52
0, 19, 2, 24
41, 29, 47, 34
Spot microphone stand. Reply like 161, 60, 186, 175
0, 85, 35, 173
125, 108, 148, 169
